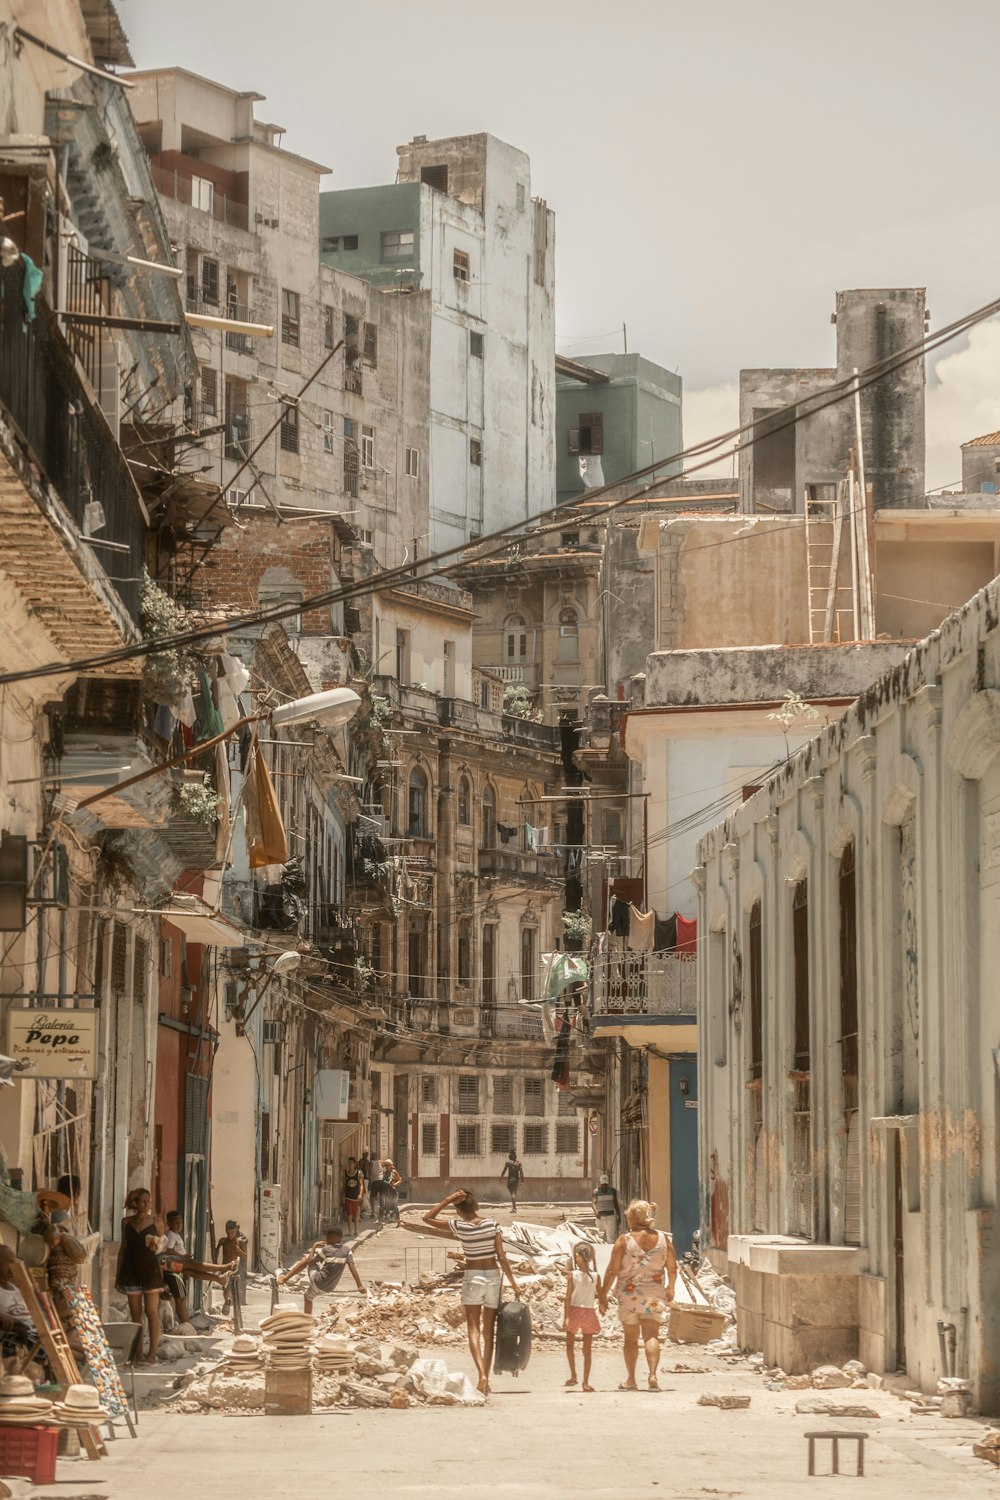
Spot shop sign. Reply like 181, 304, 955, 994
6, 1009, 97, 1078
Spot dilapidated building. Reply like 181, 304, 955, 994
696, 574, 1000, 1405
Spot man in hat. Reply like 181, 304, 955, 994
276, 1226, 365, 1315
592, 1173, 621, 1242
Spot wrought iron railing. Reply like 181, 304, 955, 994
150, 164, 249, 231
0, 266, 145, 622
593, 947, 697, 1015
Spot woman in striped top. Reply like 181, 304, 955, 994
406, 1188, 521, 1394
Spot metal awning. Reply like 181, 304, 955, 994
146, 907, 245, 948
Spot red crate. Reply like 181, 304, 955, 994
0, 1423, 60, 1482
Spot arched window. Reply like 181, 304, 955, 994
457, 775, 471, 826
407, 766, 428, 837
481, 783, 496, 850
504, 614, 529, 664
557, 607, 579, 663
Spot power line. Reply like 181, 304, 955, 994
4, 290, 998, 689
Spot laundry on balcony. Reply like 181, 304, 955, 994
497, 823, 518, 844
627, 904, 655, 953
675, 914, 697, 956
244, 745, 289, 869
524, 822, 549, 853
542, 952, 589, 1002
608, 896, 630, 938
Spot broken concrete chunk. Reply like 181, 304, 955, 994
866, 1373, 884, 1390
842, 1359, 867, 1377
785, 1375, 812, 1390
795, 1399, 879, 1418
811, 1364, 852, 1389
340, 1378, 391, 1408
698, 1393, 751, 1409
387, 1343, 418, 1370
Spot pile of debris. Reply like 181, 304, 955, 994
169, 1335, 483, 1414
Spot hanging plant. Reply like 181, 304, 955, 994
562, 909, 592, 950
503, 683, 543, 722
140, 571, 200, 705
175, 776, 219, 829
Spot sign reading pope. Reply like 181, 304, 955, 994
7, 1009, 98, 1078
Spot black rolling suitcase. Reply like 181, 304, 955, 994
493, 1278, 532, 1375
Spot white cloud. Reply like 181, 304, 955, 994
926, 322, 1000, 492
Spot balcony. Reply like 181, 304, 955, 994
478, 846, 561, 891
150, 163, 249, 231
0, 266, 145, 630
593, 948, 697, 1016
490, 1004, 545, 1040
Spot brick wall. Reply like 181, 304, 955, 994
202, 517, 338, 635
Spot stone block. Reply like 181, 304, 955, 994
859, 1329, 886, 1374
858, 1274, 886, 1335
773, 1323, 859, 1375
785, 1274, 859, 1329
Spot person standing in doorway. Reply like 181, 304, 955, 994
592, 1173, 621, 1242
342, 1157, 364, 1238
501, 1150, 523, 1214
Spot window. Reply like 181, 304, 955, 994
457, 776, 471, 825
557, 608, 579, 663
520, 926, 536, 1002
749, 901, 763, 1082
453, 248, 470, 282
457, 1075, 480, 1113
470, 438, 482, 467
361, 426, 375, 469
457, 919, 471, 985
344, 417, 360, 496
481, 784, 496, 850
568, 411, 604, 456
493, 1075, 513, 1115
456, 1122, 481, 1157
558, 1091, 577, 1117
407, 916, 427, 995
363, 322, 378, 368
523, 1077, 545, 1116
192, 175, 214, 213
561, 531, 580, 547
200, 366, 217, 415
443, 639, 455, 698
323, 307, 334, 349
407, 766, 428, 836
405, 447, 420, 479
381, 229, 414, 261
523, 1123, 547, 1155
420, 164, 448, 192
516, 182, 526, 211
470, 331, 484, 358
344, 313, 362, 392
281, 289, 300, 347
321, 234, 359, 251
201, 256, 219, 306
421, 1121, 438, 1155
505, 616, 528, 662
358, 529, 373, 545
259, 589, 301, 635
481, 923, 496, 1016
396, 627, 410, 685
159, 938, 173, 978
792, 880, 810, 1072
491, 1122, 516, 1155
556, 1123, 579, 1155
421, 1075, 437, 1106
279, 403, 299, 454
839, 843, 861, 1245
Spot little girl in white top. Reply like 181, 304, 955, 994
562, 1241, 601, 1390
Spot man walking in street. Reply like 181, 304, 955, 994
342, 1156, 364, 1238
592, 1173, 621, 1242
277, 1226, 366, 1314
501, 1150, 523, 1214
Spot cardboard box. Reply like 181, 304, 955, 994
668, 1303, 728, 1345
264, 1365, 312, 1416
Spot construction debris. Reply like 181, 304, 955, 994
794, 1399, 880, 1418
697, 1393, 751, 1410
973, 1431, 1000, 1466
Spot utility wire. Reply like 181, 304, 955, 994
3, 291, 998, 688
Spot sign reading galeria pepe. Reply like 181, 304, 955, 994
7, 1009, 98, 1078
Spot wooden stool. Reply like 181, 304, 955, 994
805, 1430, 866, 1477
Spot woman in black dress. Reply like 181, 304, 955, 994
114, 1188, 166, 1363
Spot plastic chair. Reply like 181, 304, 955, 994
102, 1321, 142, 1437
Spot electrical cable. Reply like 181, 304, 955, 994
3, 290, 998, 688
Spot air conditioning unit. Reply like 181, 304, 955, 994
314, 1068, 350, 1120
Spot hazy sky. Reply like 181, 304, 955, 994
124, 0, 1000, 488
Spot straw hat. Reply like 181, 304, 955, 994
232, 1334, 258, 1353
0, 1376, 36, 1398
62, 1385, 103, 1411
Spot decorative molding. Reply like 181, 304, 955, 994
945, 689, 1000, 781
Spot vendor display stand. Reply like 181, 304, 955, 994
10, 1263, 105, 1460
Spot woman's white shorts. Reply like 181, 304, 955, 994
461, 1268, 501, 1308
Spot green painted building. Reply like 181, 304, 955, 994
556, 352, 683, 504
318, 182, 423, 289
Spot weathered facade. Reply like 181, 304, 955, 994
555, 352, 683, 504
696, 575, 1000, 1404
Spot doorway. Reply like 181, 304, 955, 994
668, 1054, 699, 1255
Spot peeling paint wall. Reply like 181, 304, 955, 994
695, 573, 1000, 1404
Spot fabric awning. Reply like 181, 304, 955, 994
152, 908, 245, 947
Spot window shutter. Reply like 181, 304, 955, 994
363, 322, 378, 367
844, 1109, 862, 1244
568, 428, 580, 455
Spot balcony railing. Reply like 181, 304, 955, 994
593, 948, 697, 1016
0, 267, 145, 623
491, 1005, 544, 1039
151, 164, 250, 231
478, 847, 560, 884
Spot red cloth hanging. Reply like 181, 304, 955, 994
676, 914, 697, 956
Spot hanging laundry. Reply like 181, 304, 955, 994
214, 741, 232, 864
20, 254, 43, 321
152, 702, 176, 742
244, 745, 289, 868
497, 823, 517, 844
566, 847, 583, 872
525, 823, 549, 854
676, 914, 698, 956
175, 688, 197, 729
550, 1013, 572, 1086
212, 664, 242, 731
608, 897, 630, 938
655, 912, 677, 951
194, 668, 224, 743
220, 651, 251, 696
627, 905, 655, 953
545, 952, 589, 1001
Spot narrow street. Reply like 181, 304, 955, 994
37, 1210, 1000, 1500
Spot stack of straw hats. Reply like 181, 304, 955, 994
51, 1384, 107, 1426
0, 1374, 53, 1423
313, 1333, 354, 1375
223, 1333, 261, 1371
259, 1308, 314, 1369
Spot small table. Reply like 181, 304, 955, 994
805, 1430, 866, 1477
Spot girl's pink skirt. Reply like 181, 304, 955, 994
568, 1306, 601, 1335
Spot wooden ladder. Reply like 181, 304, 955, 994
11, 1262, 106, 1460
804, 483, 853, 643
